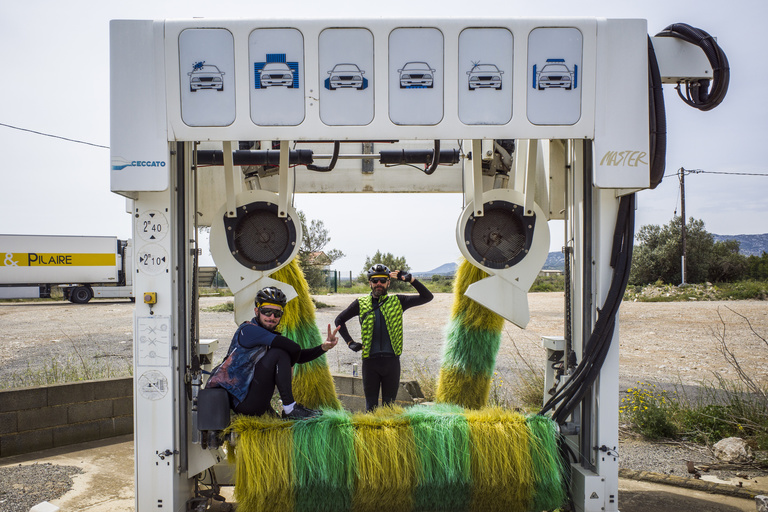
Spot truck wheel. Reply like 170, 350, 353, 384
70, 286, 93, 304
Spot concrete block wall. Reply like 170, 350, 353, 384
332, 373, 423, 411
0, 378, 133, 458
0, 374, 423, 458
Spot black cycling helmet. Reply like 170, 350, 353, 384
366, 263, 391, 280
255, 286, 287, 308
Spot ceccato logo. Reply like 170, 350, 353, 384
111, 157, 167, 171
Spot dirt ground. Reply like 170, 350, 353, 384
1, 292, 766, 393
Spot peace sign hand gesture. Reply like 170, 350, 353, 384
322, 324, 341, 351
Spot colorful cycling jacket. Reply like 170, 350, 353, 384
205, 319, 277, 406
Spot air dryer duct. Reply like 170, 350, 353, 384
455, 188, 550, 328
209, 189, 302, 324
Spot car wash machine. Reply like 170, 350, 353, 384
109, 15, 728, 512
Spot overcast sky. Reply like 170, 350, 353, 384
1, 0, 766, 274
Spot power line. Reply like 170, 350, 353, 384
0, 122, 109, 149
695, 170, 768, 177
664, 168, 768, 178
3, 120, 768, 179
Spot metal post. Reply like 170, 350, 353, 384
680, 168, 686, 285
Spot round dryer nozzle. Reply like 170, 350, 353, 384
462, 200, 535, 270
223, 201, 298, 271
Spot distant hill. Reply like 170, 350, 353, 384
543, 252, 565, 271
414, 234, 767, 277
414, 262, 458, 278
712, 233, 768, 256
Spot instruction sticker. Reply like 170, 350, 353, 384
318, 28, 374, 126
137, 316, 171, 367
179, 29, 236, 127
527, 27, 583, 125
138, 370, 169, 400
388, 28, 444, 125
458, 28, 514, 125
249, 28, 305, 126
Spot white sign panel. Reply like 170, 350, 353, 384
388, 28, 443, 125
137, 243, 168, 275
136, 210, 169, 242
137, 317, 171, 367
138, 370, 169, 400
458, 28, 514, 125
527, 27, 583, 125
318, 28, 375, 126
179, 29, 236, 127
249, 28, 305, 126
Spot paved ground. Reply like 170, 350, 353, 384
0, 435, 761, 512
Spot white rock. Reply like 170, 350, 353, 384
30, 502, 60, 512
756, 495, 768, 512
712, 437, 753, 463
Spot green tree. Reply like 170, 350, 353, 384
297, 211, 345, 291
746, 252, 768, 280
629, 216, 747, 285
708, 239, 747, 282
360, 251, 411, 292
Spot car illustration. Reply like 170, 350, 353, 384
327, 63, 366, 90
467, 63, 503, 90
188, 64, 225, 92
259, 62, 295, 88
398, 61, 435, 88
536, 59, 574, 90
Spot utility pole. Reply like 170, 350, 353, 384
679, 167, 686, 285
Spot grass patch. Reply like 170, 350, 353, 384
409, 358, 438, 402
312, 298, 331, 309
198, 287, 233, 297
487, 371, 515, 409
625, 280, 768, 302
530, 274, 565, 293
621, 379, 768, 450
203, 298, 331, 311
0, 356, 132, 390
203, 301, 234, 313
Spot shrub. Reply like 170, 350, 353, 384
620, 383, 678, 439
676, 404, 740, 444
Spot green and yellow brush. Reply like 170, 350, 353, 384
436, 258, 505, 409
273, 260, 341, 410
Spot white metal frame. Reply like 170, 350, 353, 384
109, 16, 711, 512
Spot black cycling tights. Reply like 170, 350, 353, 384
362, 356, 401, 411
233, 348, 293, 416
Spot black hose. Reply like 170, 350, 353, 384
539, 193, 636, 423
424, 140, 441, 175
647, 36, 667, 189
655, 23, 730, 111
306, 141, 340, 172
196, 149, 314, 166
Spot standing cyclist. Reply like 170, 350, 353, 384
335, 263, 433, 411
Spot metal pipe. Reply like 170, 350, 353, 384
196, 149, 314, 166
379, 148, 460, 165
196, 149, 462, 165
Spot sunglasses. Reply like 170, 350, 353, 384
259, 307, 284, 318
370, 277, 389, 284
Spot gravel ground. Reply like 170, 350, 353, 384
1, 292, 767, 505
0, 463, 83, 512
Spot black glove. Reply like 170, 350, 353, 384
347, 341, 363, 352
270, 335, 301, 364
397, 270, 413, 282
